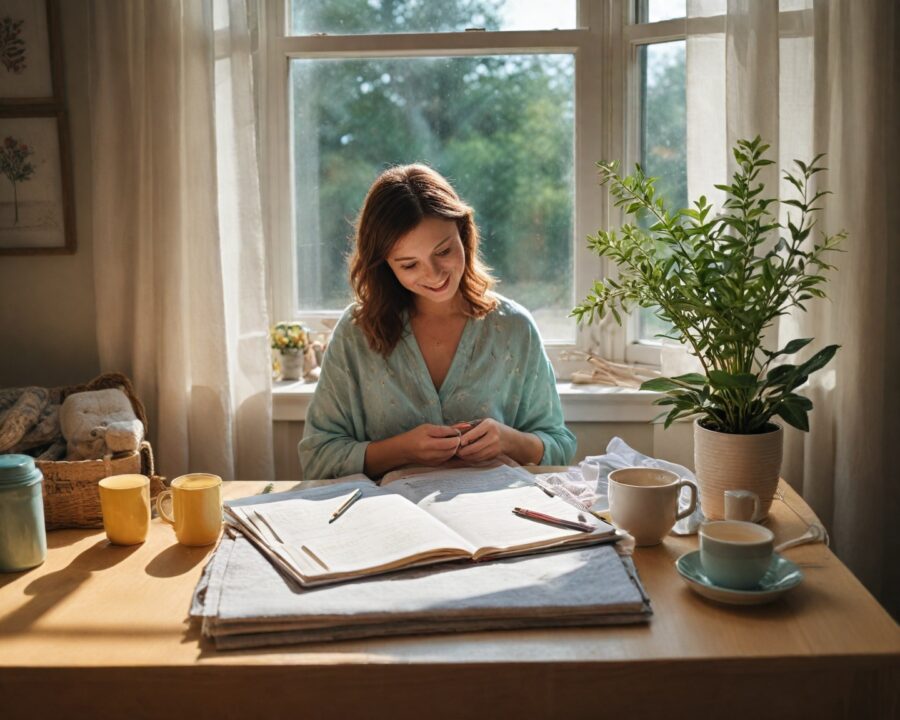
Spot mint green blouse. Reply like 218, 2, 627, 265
298, 294, 576, 479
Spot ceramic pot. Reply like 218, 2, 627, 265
280, 349, 303, 381
693, 419, 783, 521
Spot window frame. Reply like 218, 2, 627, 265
259, 1, 688, 376
622, 13, 688, 366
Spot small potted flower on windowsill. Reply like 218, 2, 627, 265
271, 321, 311, 381
573, 137, 845, 520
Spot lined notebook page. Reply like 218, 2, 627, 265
232, 481, 476, 579
383, 465, 615, 555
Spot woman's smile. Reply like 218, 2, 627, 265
422, 275, 451, 293
387, 216, 465, 309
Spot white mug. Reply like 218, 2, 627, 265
608, 467, 698, 547
725, 490, 760, 522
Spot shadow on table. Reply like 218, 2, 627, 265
675, 580, 814, 617
45, 528, 104, 550
0, 539, 140, 634
145, 544, 211, 578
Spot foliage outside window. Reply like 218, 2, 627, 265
265, 1, 692, 363
290, 2, 576, 343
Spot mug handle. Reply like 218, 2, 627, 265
749, 491, 761, 521
156, 489, 175, 526
725, 489, 761, 521
675, 480, 698, 521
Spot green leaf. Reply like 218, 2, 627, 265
765, 363, 797, 386
708, 370, 759, 390
775, 398, 810, 431
640, 377, 682, 393
771, 337, 814, 359
788, 394, 814, 411
663, 407, 697, 429
797, 344, 839, 377
671, 373, 708, 386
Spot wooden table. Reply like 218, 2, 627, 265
0, 479, 897, 720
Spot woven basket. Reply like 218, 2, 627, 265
35, 372, 166, 530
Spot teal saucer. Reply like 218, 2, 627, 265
675, 550, 804, 605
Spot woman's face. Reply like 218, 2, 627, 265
386, 216, 465, 309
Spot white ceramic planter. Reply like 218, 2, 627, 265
280, 349, 303, 381
693, 419, 783, 521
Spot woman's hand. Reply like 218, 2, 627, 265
454, 418, 545, 466
365, 419, 544, 476
398, 423, 463, 465
365, 423, 462, 476
454, 418, 505, 463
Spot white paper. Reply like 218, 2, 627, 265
236, 481, 476, 581
383, 465, 616, 556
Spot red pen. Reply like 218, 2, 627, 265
512, 507, 596, 533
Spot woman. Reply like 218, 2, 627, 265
299, 164, 576, 479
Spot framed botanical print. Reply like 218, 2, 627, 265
0, 0, 57, 102
0, 0, 74, 255
0, 108, 73, 252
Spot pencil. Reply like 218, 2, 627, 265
512, 507, 596, 533
328, 488, 362, 523
301, 544, 329, 570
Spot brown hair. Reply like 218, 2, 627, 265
349, 164, 497, 356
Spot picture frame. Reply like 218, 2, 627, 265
0, 107, 74, 253
0, 0, 74, 255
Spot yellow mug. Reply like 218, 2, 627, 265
98, 474, 151, 545
156, 473, 223, 546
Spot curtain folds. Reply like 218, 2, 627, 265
687, 0, 898, 616
89, 0, 273, 481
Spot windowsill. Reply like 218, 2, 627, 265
272, 381, 660, 423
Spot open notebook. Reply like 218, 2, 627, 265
225, 465, 618, 588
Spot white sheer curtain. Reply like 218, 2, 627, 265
686, 0, 898, 616
89, 0, 273, 481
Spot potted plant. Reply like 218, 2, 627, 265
271, 321, 311, 381
573, 137, 845, 520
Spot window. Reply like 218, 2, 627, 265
624, 2, 687, 363
638, 0, 686, 24
290, 53, 575, 342
261, 1, 685, 371
635, 40, 686, 345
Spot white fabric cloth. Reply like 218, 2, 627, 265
686, 0, 899, 615
192, 534, 651, 649
88, 0, 273, 480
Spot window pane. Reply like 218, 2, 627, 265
635, 0, 686, 24
291, 55, 575, 342
637, 40, 685, 341
290, 1, 576, 36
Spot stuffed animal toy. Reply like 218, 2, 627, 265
59, 388, 145, 460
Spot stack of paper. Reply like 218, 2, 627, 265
190, 466, 650, 649
191, 534, 651, 649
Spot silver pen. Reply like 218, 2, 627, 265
328, 488, 362, 524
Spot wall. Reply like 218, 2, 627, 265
0, 1, 97, 388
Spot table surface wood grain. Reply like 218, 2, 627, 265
1, 475, 897, 720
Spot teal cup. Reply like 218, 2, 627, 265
699, 520, 773, 590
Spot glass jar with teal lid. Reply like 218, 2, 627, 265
0, 454, 47, 572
